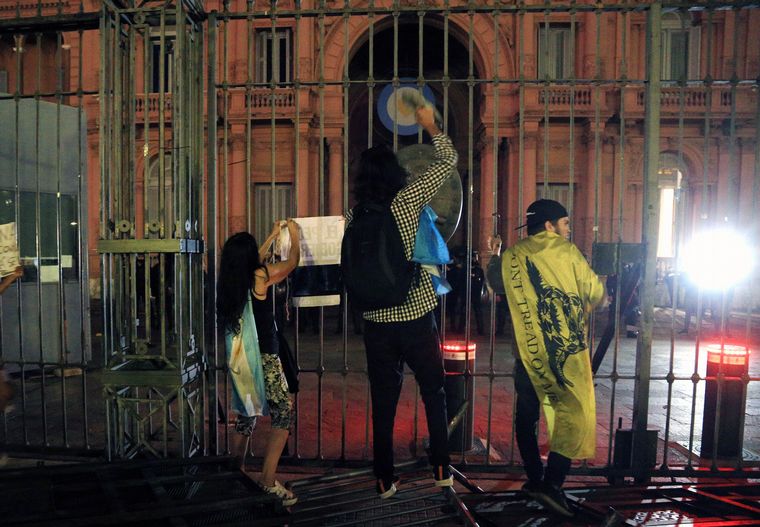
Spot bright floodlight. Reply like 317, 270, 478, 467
682, 228, 755, 291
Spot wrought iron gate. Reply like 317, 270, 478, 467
0, 0, 758, 483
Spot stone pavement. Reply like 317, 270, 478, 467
1, 303, 757, 475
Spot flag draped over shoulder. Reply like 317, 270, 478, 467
225, 297, 268, 418
502, 231, 604, 459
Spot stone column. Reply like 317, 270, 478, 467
295, 126, 311, 218
228, 132, 247, 234
580, 121, 604, 254
505, 125, 538, 246
308, 136, 322, 217
327, 137, 344, 216
739, 139, 756, 228
583, 11, 598, 78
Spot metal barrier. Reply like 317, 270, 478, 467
0, 0, 757, 484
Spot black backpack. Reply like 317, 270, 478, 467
341, 202, 415, 311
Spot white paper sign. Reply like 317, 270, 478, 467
0, 223, 20, 277
291, 216, 345, 308
296, 216, 345, 267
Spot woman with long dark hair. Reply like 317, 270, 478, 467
217, 220, 300, 506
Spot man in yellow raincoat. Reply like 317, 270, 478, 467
502, 199, 604, 517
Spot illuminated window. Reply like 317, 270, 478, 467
656, 162, 684, 258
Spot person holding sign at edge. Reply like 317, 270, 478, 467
217, 220, 301, 507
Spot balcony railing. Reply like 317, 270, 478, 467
631, 85, 754, 116
537, 86, 593, 107
135, 93, 173, 122
248, 88, 295, 111
523, 84, 754, 118
523, 85, 598, 117
219, 87, 297, 119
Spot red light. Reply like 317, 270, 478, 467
705, 344, 749, 366
442, 342, 476, 352
442, 341, 476, 361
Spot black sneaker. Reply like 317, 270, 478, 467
432, 465, 453, 487
376, 475, 399, 499
521, 480, 542, 498
535, 482, 574, 518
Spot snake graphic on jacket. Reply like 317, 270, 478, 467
526, 257, 586, 389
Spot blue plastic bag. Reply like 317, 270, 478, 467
412, 206, 452, 295
412, 206, 451, 265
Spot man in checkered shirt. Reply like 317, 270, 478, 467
347, 106, 458, 498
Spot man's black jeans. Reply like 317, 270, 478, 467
364, 311, 450, 480
514, 358, 571, 487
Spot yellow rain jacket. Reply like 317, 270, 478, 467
502, 231, 604, 459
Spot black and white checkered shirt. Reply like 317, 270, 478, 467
347, 134, 458, 323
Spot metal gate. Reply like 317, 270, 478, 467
0, 0, 758, 482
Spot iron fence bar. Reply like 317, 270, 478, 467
292, 0, 302, 461
438, 0, 450, 348
752, 33, 760, 379
141, 22, 151, 345
340, 0, 350, 462
661, 7, 689, 469
589, 7, 602, 413
215, 2, 678, 21
568, 2, 576, 220
218, 4, 232, 453
456, 0, 476, 465
411, 0, 423, 455
0, 90, 100, 100
157, 9, 169, 365
363, 0, 375, 461
221, 2, 229, 243
391, 0, 399, 151
725, 7, 744, 473
483, 5, 501, 468
158, 10, 167, 241
205, 11, 217, 455
704, 7, 732, 467
541, 7, 549, 194
33, 30, 49, 448
176, 2, 185, 454
9, 30, 26, 446
245, 0, 252, 235
687, 4, 716, 469
510, 1, 526, 468
77, 18, 93, 452
270, 4, 280, 228
208, 77, 673, 89
632, 0, 661, 482
100, 7, 112, 460
604, 5, 629, 469
0, 12, 101, 33
53, 28, 69, 448
316, 0, 326, 460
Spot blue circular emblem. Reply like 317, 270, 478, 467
377, 81, 436, 136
